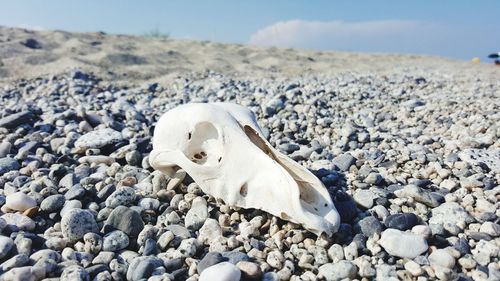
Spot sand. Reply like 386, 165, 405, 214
1, 26, 498, 86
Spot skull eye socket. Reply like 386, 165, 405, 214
183, 122, 223, 167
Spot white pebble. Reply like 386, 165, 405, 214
5, 192, 37, 211
199, 262, 241, 281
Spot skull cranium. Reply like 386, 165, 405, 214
149, 103, 340, 236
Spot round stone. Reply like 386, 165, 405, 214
428, 249, 456, 269
318, 261, 357, 281
40, 194, 65, 213
61, 209, 99, 243
103, 230, 129, 252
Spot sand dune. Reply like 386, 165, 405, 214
1, 26, 498, 86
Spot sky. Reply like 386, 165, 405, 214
1, 0, 499, 60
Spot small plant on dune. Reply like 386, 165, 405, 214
142, 27, 170, 40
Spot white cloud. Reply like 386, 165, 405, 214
248, 19, 475, 57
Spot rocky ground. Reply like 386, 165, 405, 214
0, 27, 499, 281
0, 68, 498, 281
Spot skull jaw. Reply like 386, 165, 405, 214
150, 145, 340, 236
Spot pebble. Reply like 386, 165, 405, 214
0, 236, 15, 259
104, 205, 144, 237
103, 230, 129, 251
185, 197, 209, 230
61, 209, 99, 243
74, 128, 124, 150
199, 262, 241, 281
353, 190, 375, 209
404, 260, 423, 276
105, 186, 136, 208
479, 221, 500, 237
0, 111, 34, 129
60, 265, 90, 281
357, 216, 383, 237
378, 229, 428, 259
266, 250, 284, 268
126, 257, 163, 281
197, 252, 226, 273
221, 251, 250, 264
5, 192, 37, 211
428, 249, 456, 269
384, 213, 418, 231
198, 218, 223, 244
1, 213, 36, 231
40, 194, 65, 213
237, 261, 262, 279
394, 184, 443, 207
332, 153, 356, 171
429, 202, 474, 228
318, 261, 357, 281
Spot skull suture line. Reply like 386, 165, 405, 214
149, 103, 340, 236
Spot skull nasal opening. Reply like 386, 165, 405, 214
184, 121, 223, 167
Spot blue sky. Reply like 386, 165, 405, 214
1, 0, 499, 60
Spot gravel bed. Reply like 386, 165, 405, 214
0, 70, 498, 281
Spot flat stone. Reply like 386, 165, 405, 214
429, 202, 474, 228
0, 254, 29, 272
394, 184, 444, 207
197, 252, 227, 273
1, 213, 36, 231
333, 153, 357, 171
199, 262, 241, 281
0, 157, 20, 176
0, 111, 34, 129
353, 190, 375, 209
64, 185, 86, 200
221, 251, 250, 264
378, 229, 428, 259
74, 128, 124, 150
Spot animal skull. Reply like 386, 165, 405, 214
149, 103, 340, 236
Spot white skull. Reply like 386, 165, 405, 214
149, 103, 340, 236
